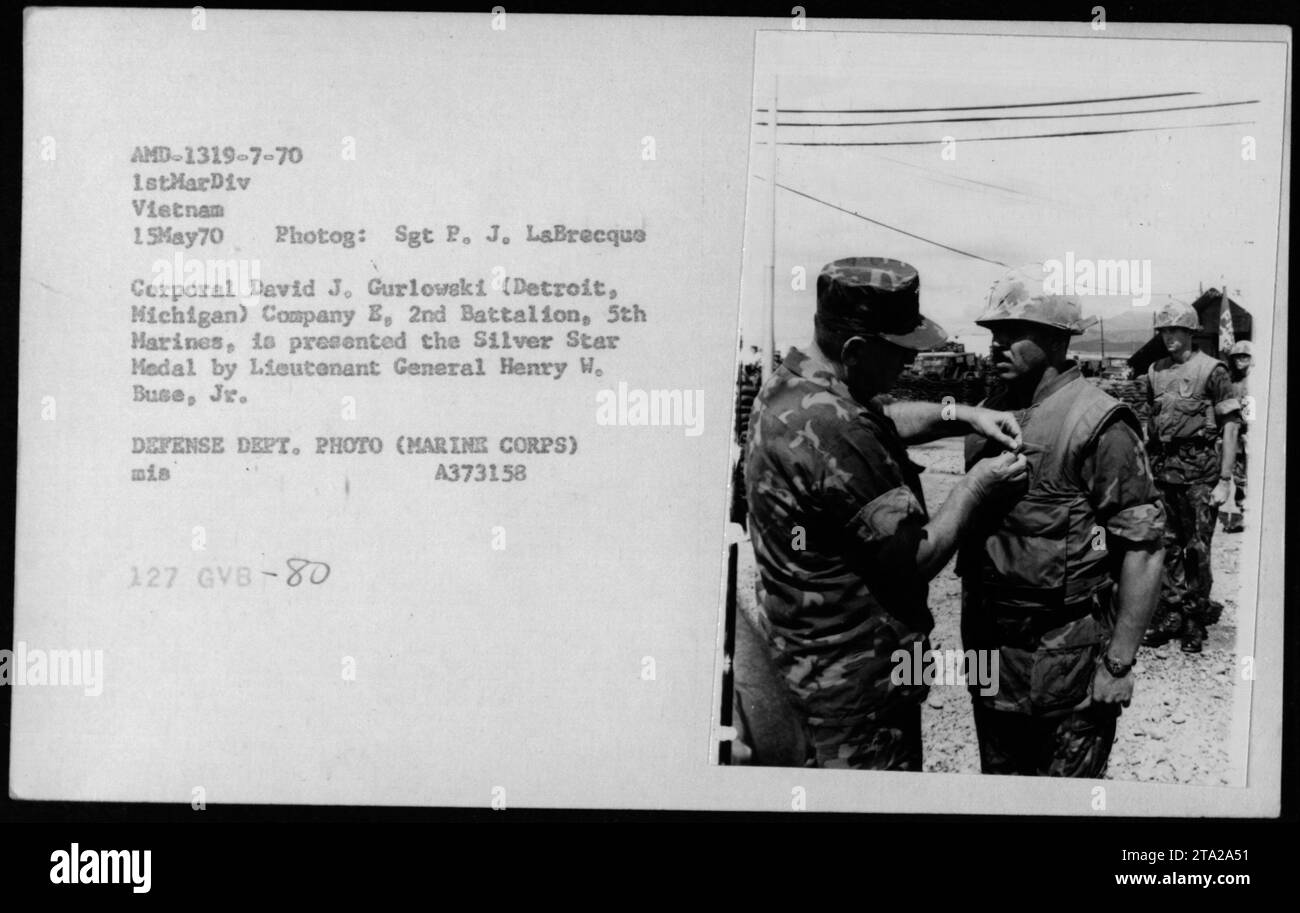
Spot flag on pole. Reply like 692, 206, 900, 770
1218, 288, 1235, 354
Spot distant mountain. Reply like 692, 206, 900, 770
1072, 307, 1157, 355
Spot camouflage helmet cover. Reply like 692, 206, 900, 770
975, 264, 1084, 335
1152, 299, 1200, 331
1229, 340, 1254, 357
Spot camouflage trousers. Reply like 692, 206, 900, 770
1233, 444, 1247, 512
731, 608, 922, 769
806, 702, 923, 771
1153, 480, 1218, 629
972, 701, 1120, 777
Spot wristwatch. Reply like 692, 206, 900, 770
1101, 653, 1134, 678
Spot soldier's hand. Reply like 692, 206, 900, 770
1083, 663, 1134, 708
967, 407, 1023, 452
968, 451, 1029, 501
1211, 480, 1231, 506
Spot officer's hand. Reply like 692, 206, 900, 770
1211, 480, 1231, 506
1081, 663, 1134, 709
967, 407, 1022, 452
968, 452, 1029, 501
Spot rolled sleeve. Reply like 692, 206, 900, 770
1105, 502, 1166, 543
847, 484, 928, 580
819, 416, 929, 581
1208, 364, 1243, 423
846, 485, 925, 546
1082, 416, 1166, 544
817, 416, 909, 528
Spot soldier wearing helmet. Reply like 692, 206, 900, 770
1140, 300, 1242, 652
740, 257, 1028, 769
1222, 341, 1252, 532
957, 264, 1165, 777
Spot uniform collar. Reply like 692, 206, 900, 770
783, 345, 908, 456
786, 342, 896, 420
783, 343, 864, 408
1028, 362, 1081, 407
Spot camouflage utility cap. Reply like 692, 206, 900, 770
816, 257, 947, 350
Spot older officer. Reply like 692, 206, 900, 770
744, 257, 1027, 770
959, 265, 1165, 777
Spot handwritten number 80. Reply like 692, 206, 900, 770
286, 558, 331, 587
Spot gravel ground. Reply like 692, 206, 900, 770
737, 436, 1244, 783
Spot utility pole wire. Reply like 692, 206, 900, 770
755, 99, 1258, 128
754, 92, 1198, 114
755, 176, 1219, 301
764, 178, 1011, 268
763, 119, 1254, 147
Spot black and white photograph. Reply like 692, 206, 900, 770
4, 7, 1293, 885
722, 26, 1286, 795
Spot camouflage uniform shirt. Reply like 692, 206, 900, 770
745, 345, 932, 734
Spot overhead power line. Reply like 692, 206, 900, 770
759, 179, 1232, 301
754, 92, 1198, 115
868, 153, 1059, 205
755, 99, 1258, 128
768, 179, 1010, 268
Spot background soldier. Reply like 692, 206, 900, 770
959, 265, 1165, 777
743, 257, 1027, 770
1140, 301, 1242, 653
1221, 340, 1252, 533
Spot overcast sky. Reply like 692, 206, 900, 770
738, 30, 1288, 358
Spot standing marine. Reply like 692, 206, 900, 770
958, 264, 1165, 777
1139, 301, 1242, 653
1221, 340, 1253, 533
